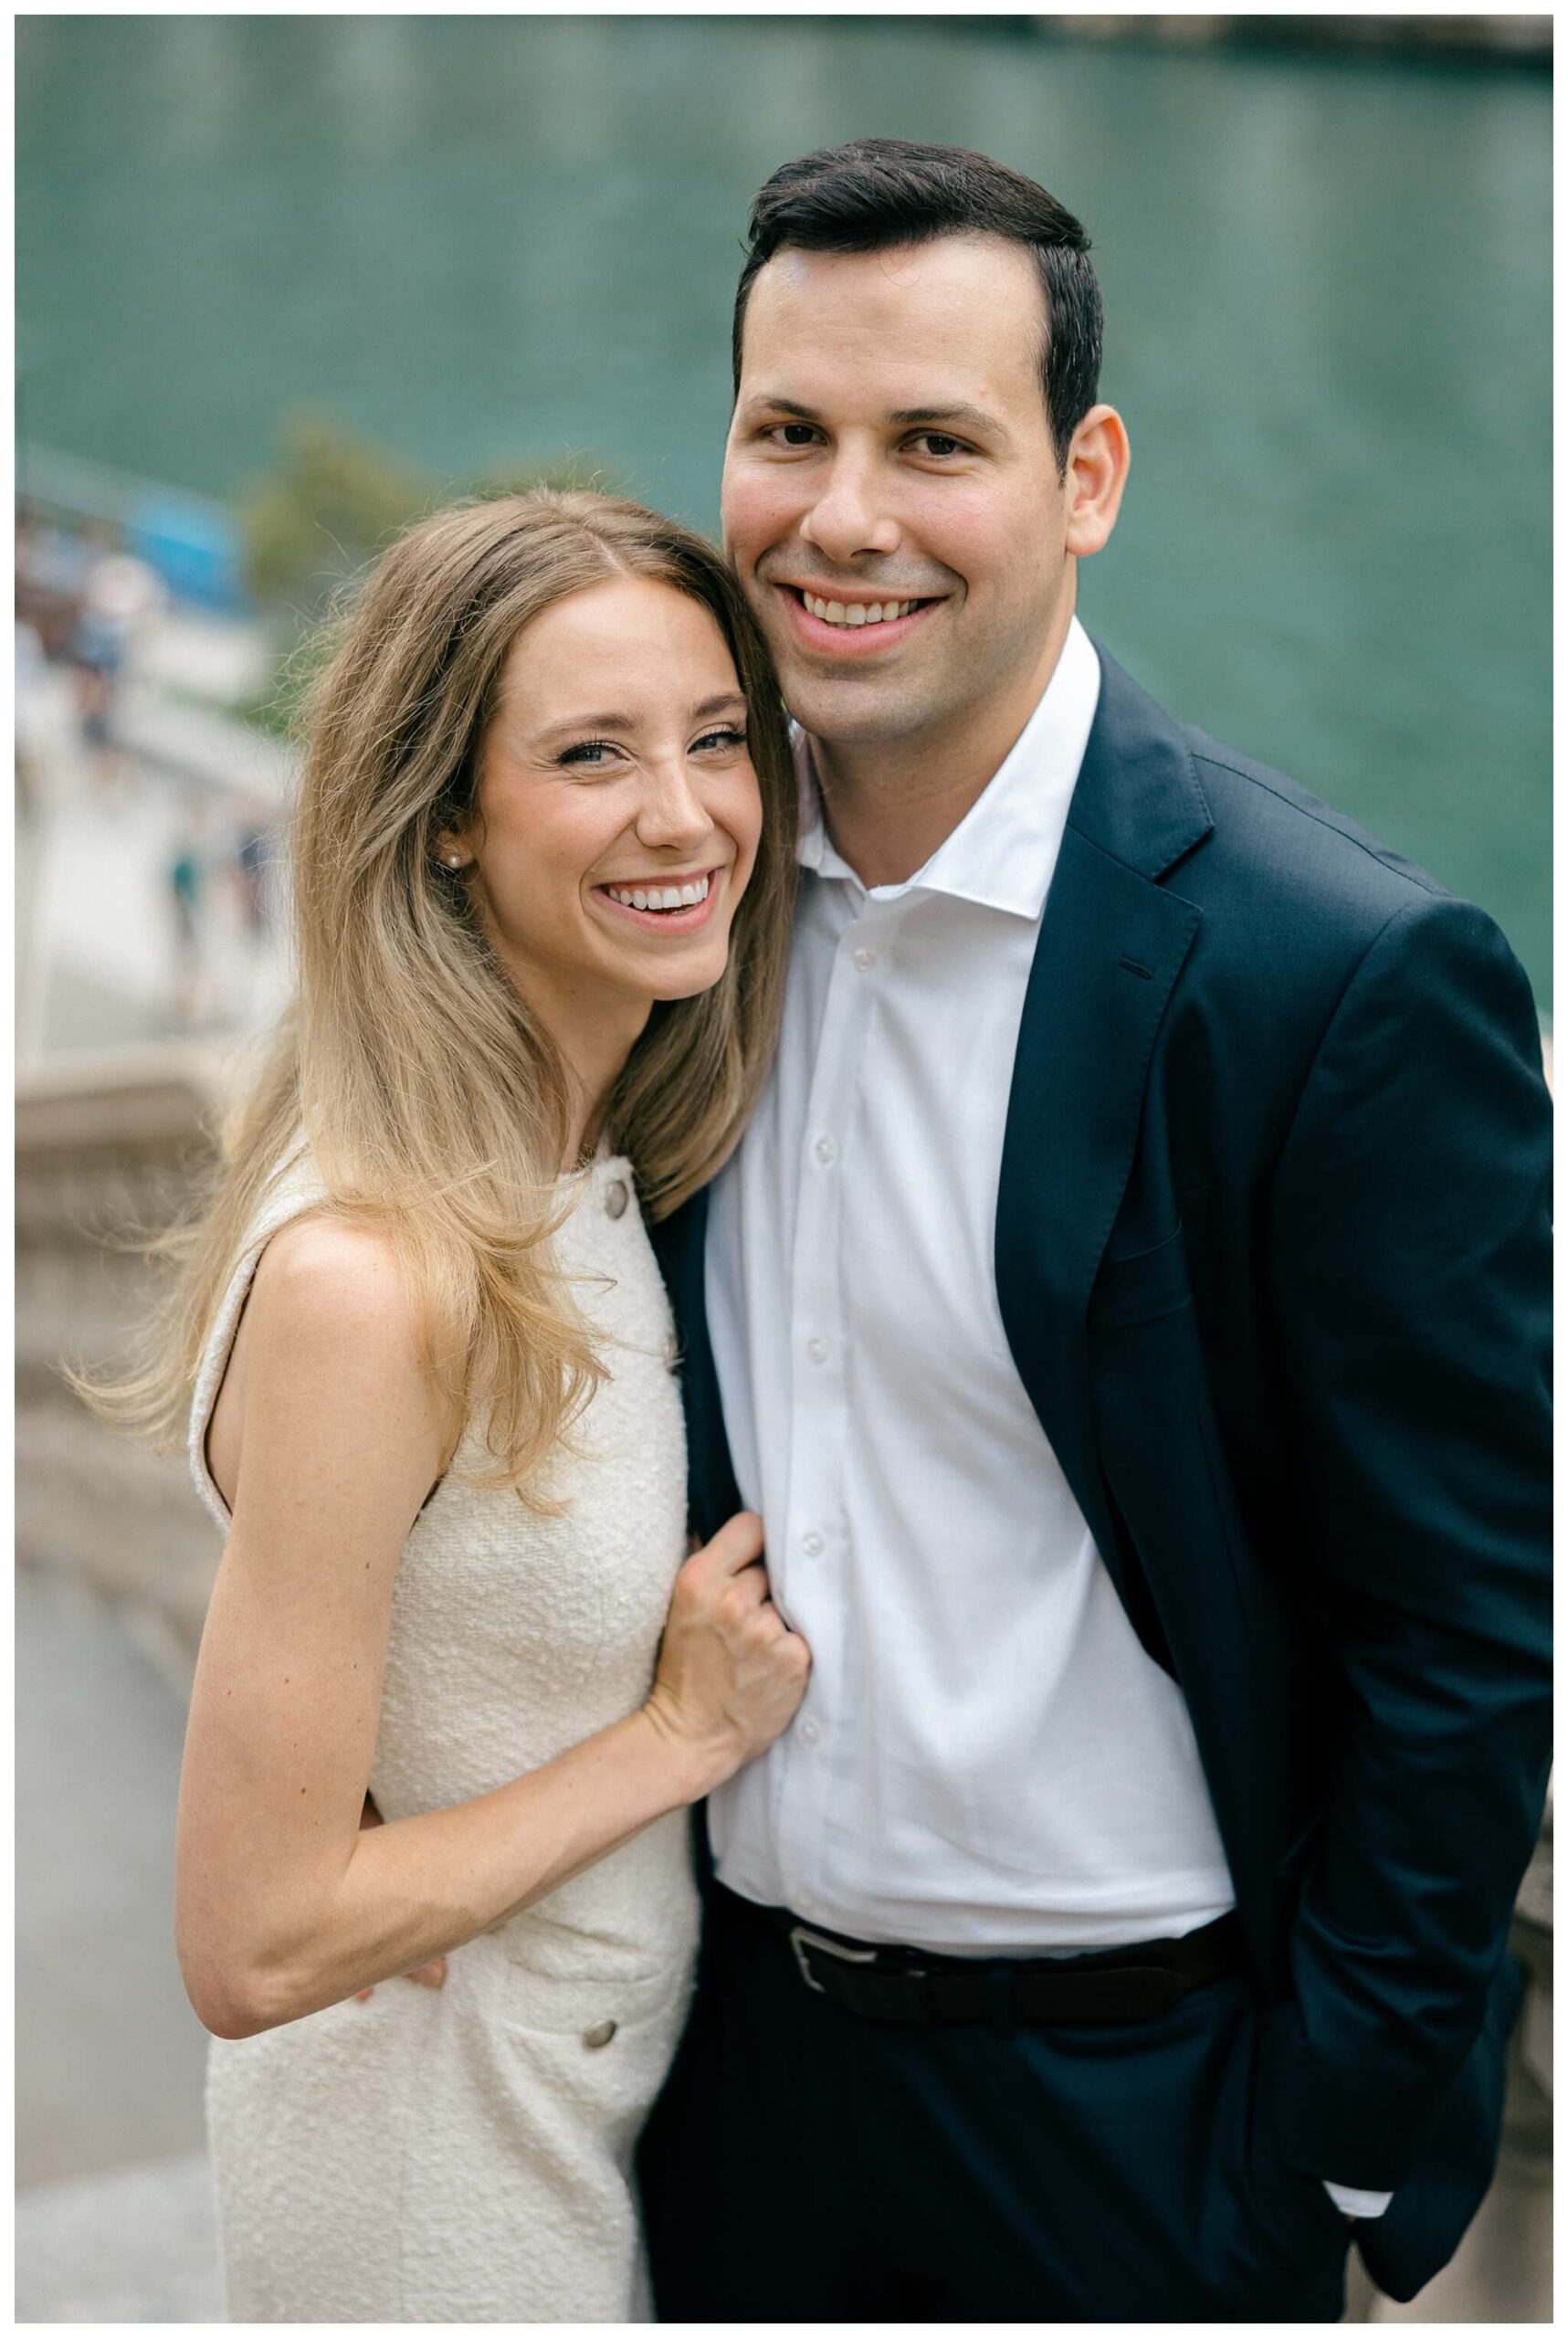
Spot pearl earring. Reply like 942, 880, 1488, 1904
444, 853, 463, 869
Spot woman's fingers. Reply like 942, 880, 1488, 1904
355, 1952, 447, 2005
699, 1511, 766, 1576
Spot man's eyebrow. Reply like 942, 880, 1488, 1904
738, 393, 1007, 438
737, 394, 822, 422
887, 403, 1008, 437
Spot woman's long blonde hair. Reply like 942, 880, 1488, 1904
89, 490, 797, 1499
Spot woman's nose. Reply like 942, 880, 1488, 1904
636, 762, 712, 849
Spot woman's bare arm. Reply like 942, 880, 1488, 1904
176, 1215, 805, 2040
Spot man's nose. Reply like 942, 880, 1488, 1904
800, 451, 900, 565
636, 759, 712, 850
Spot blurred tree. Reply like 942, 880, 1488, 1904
239, 414, 431, 618
235, 414, 603, 735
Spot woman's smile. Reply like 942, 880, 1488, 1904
592, 863, 725, 934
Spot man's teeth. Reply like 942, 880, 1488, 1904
802, 593, 921, 627
605, 873, 711, 912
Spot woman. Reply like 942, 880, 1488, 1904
94, 490, 807, 2321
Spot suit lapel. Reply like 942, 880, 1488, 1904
994, 648, 1209, 1578
647, 1183, 741, 1541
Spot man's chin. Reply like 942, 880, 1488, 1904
776, 664, 933, 749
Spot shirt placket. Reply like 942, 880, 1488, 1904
772, 889, 882, 1920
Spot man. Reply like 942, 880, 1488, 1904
637, 141, 1551, 2320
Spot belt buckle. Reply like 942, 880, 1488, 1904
788, 1923, 879, 1996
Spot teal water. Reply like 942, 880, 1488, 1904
17, 17, 1551, 1003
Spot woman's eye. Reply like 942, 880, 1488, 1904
693, 726, 748, 754
559, 739, 618, 769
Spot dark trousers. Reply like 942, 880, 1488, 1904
637, 1884, 1352, 2322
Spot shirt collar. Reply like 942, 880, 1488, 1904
793, 616, 1102, 920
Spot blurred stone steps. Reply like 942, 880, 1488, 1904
15, 2152, 223, 2323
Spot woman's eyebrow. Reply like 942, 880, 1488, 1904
531, 692, 745, 744
533, 711, 637, 742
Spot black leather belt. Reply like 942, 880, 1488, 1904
763, 1901, 1244, 2027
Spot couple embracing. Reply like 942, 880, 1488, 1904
122, 142, 1549, 2322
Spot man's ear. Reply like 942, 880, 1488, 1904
1063, 405, 1131, 561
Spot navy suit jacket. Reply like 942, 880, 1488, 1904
648, 647, 1552, 2301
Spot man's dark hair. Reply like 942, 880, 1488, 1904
732, 139, 1102, 470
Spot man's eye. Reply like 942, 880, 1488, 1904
912, 432, 966, 459
772, 423, 820, 448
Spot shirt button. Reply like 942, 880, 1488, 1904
806, 1335, 829, 1364
814, 1136, 837, 1165
802, 1529, 825, 1557
853, 947, 876, 972
800, 1719, 820, 1745
605, 1178, 629, 1220
583, 2018, 618, 2048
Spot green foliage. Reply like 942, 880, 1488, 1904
237, 412, 602, 621
234, 414, 607, 737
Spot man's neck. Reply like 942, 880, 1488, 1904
805, 608, 1076, 891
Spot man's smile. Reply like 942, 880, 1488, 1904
773, 582, 945, 658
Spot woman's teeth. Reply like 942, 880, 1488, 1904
802, 593, 921, 627
604, 873, 711, 912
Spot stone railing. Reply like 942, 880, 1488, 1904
16, 1047, 235, 1677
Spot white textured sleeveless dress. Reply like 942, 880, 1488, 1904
187, 1151, 700, 2323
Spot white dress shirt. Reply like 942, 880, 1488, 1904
703, 616, 1391, 2219
705, 617, 1235, 1951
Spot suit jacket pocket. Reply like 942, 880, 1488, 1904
1090, 1222, 1192, 1328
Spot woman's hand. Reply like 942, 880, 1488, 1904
640, 1511, 811, 1797
353, 1796, 446, 1999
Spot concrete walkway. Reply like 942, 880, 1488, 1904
16, 1570, 223, 2319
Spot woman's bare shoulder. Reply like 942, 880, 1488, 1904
245, 1210, 430, 1371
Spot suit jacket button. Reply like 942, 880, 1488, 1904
583, 2018, 617, 2048
605, 1179, 629, 1220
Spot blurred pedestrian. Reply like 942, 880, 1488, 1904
15, 616, 49, 826
229, 803, 274, 943
16, 501, 91, 658
69, 529, 163, 792
165, 812, 210, 1027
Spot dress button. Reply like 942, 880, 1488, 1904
806, 1335, 829, 1364
605, 1178, 629, 1220
802, 1530, 825, 1557
583, 2018, 618, 2048
814, 1136, 837, 1164
853, 948, 876, 972
800, 1719, 820, 1745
